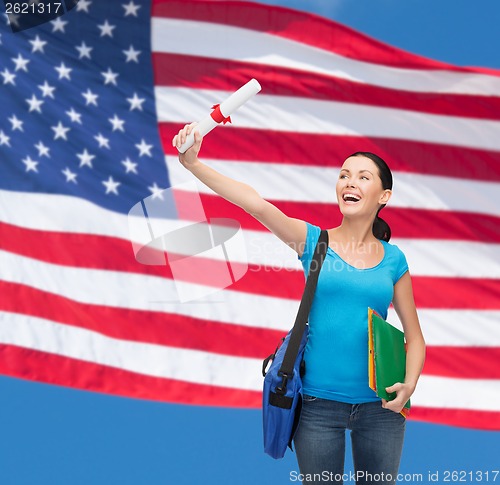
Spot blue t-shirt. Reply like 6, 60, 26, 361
299, 222, 409, 404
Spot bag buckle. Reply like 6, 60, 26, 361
275, 372, 290, 395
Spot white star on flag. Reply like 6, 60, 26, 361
102, 176, 120, 195
76, 149, 95, 168
38, 81, 56, 98
82, 89, 98, 106
75, 42, 93, 59
0, 130, 11, 146
22, 156, 39, 172
66, 108, 82, 124
121, 157, 138, 174
101, 68, 119, 85
148, 182, 164, 200
98, 20, 116, 37
122, 1, 141, 17
126, 92, 145, 110
12, 54, 29, 72
109, 115, 125, 132
8, 115, 23, 131
54, 62, 72, 80
135, 139, 153, 157
35, 141, 50, 158
1, 68, 16, 85
29, 35, 47, 53
75, 0, 91, 12
7, 13, 20, 28
62, 167, 78, 183
94, 133, 110, 149
51, 122, 70, 140
26, 95, 44, 113
51, 17, 68, 33
123, 45, 141, 63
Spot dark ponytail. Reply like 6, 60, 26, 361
349, 151, 393, 242
373, 210, 391, 242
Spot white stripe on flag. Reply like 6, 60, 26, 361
386, 309, 500, 347
0, 189, 131, 239
412, 375, 500, 412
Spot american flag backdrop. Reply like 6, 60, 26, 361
0, 0, 499, 431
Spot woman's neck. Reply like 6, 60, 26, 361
330, 218, 378, 246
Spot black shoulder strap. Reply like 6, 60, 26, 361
277, 229, 329, 385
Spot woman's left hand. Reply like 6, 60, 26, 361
382, 382, 415, 413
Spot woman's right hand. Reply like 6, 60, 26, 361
172, 122, 203, 171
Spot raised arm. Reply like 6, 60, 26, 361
172, 124, 307, 256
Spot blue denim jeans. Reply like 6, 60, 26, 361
293, 396, 406, 484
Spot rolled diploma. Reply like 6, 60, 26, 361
177, 78, 261, 153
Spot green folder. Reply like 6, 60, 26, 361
368, 308, 410, 417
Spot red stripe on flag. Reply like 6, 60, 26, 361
195, 193, 500, 244
160, 124, 500, 183
0, 282, 284, 358
424, 347, 500, 379
0, 344, 262, 407
2, 343, 498, 429
411, 278, 500, 310
411, 406, 500, 431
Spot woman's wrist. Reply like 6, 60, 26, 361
187, 159, 202, 171
403, 380, 417, 394
180, 157, 203, 173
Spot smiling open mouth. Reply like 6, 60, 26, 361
343, 193, 361, 203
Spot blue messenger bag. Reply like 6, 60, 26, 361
262, 230, 328, 459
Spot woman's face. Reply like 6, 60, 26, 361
336, 156, 392, 218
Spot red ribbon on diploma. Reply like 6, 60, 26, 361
210, 104, 232, 124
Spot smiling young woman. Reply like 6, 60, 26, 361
173, 124, 425, 485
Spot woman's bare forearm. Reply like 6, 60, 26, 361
188, 159, 264, 215
404, 337, 426, 392
173, 125, 265, 215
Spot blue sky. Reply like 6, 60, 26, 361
258, 0, 500, 69
1, 1, 499, 484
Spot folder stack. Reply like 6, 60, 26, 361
368, 308, 411, 418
